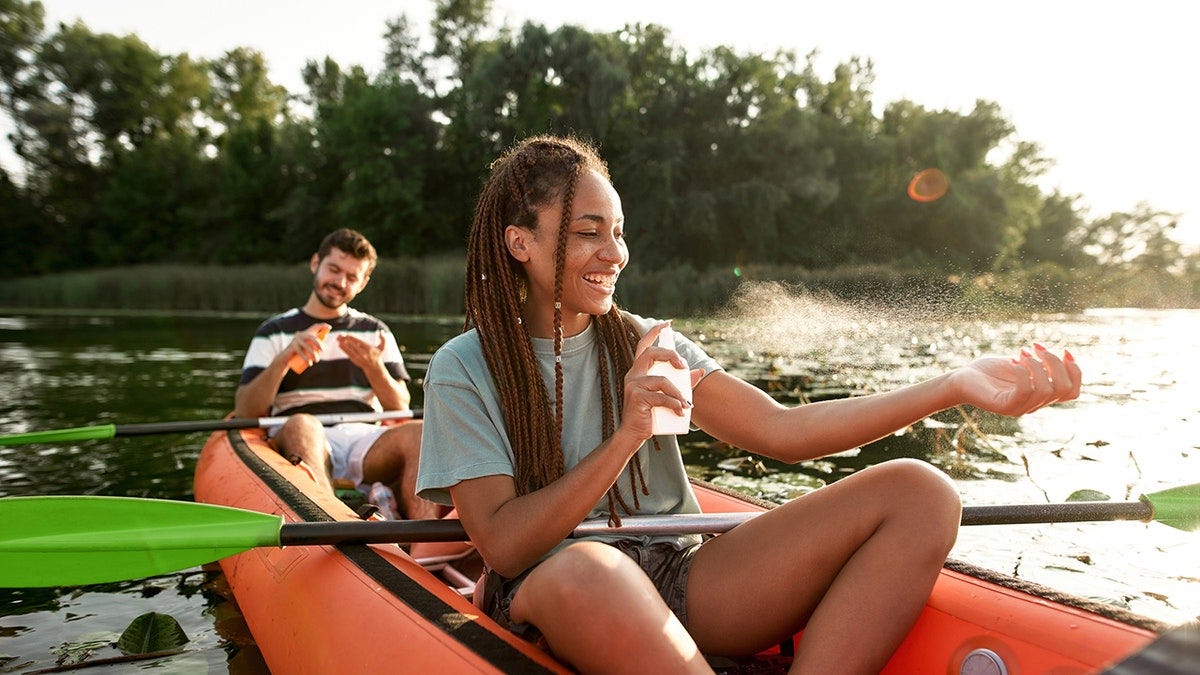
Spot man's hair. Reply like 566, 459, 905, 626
317, 228, 378, 275
464, 134, 650, 524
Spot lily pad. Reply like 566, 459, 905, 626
116, 612, 189, 655
1066, 489, 1111, 502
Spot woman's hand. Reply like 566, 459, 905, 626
952, 344, 1081, 416
619, 323, 702, 442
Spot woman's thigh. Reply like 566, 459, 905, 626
683, 459, 960, 654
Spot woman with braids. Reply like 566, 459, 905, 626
416, 134, 1082, 674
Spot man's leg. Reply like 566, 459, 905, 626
271, 414, 334, 494
360, 421, 449, 520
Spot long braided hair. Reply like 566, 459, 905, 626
464, 135, 650, 522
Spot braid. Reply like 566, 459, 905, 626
594, 308, 657, 525
551, 166, 576, 447
466, 135, 653, 519
465, 146, 560, 494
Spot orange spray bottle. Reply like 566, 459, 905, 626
287, 323, 331, 374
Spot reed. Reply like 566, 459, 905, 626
6, 258, 1153, 317
1, 257, 469, 316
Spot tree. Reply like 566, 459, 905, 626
319, 73, 441, 256
0, 166, 49, 274
1082, 203, 1180, 269
1017, 190, 1090, 269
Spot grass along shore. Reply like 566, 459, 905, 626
3, 257, 1195, 318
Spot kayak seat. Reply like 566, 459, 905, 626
408, 508, 482, 601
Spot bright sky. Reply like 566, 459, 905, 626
13, 0, 1199, 248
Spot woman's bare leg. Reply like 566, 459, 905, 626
685, 458, 961, 674
509, 541, 714, 675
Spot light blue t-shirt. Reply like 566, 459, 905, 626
417, 312, 722, 550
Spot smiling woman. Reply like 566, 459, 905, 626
414, 134, 1090, 674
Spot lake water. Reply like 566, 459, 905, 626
1, 304, 1198, 671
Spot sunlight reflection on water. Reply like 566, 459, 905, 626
686, 299, 1200, 624
0, 306, 1197, 674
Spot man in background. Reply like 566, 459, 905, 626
234, 228, 445, 520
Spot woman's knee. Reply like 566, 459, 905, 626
870, 458, 959, 503
521, 542, 638, 609
867, 459, 961, 544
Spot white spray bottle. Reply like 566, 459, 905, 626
648, 326, 692, 435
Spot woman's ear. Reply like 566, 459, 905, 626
505, 225, 531, 262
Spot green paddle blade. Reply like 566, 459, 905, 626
0, 424, 117, 446
0, 496, 283, 587
1143, 483, 1200, 532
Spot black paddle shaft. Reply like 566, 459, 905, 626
276, 500, 1154, 548
114, 419, 270, 436
113, 410, 425, 437
280, 519, 470, 546
961, 500, 1152, 526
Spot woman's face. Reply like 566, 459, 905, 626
506, 169, 628, 338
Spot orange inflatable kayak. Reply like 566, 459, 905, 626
194, 427, 1175, 673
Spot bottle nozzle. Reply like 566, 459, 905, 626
658, 325, 675, 350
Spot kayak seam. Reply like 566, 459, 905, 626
224, 429, 557, 673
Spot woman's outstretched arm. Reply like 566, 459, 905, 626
692, 346, 1080, 463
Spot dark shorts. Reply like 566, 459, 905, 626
479, 539, 704, 643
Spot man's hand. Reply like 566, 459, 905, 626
337, 330, 387, 373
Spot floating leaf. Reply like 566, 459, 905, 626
116, 612, 189, 655
1066, 489, 1110, 502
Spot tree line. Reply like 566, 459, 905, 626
1, 0, 1195, 306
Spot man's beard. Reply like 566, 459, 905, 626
314, 283, 348, 310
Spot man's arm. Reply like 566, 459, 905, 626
368, 371, 411, 410
337, 330, 410, 410
233, 356, 290, 418
235, 324, 330, 417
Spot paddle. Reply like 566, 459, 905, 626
0, 409, 423, 446
2, 484, 1196, 588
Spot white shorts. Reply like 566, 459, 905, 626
268, 421, 386, 488
324, 423, 388, 487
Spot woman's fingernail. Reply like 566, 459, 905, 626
1020, 348, 1032, 358
1033, 342, 1047, 352
1011, 357, 1021, 365
1064, 349, 1075, 363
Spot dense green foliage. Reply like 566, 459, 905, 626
1, 0, 1196, 309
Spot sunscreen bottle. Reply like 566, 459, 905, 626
287, 323, 331, 374
648, 326, 692, 435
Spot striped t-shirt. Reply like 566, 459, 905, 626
239, 307, 410, 416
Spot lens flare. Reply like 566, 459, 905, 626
907, 168, 949, 203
